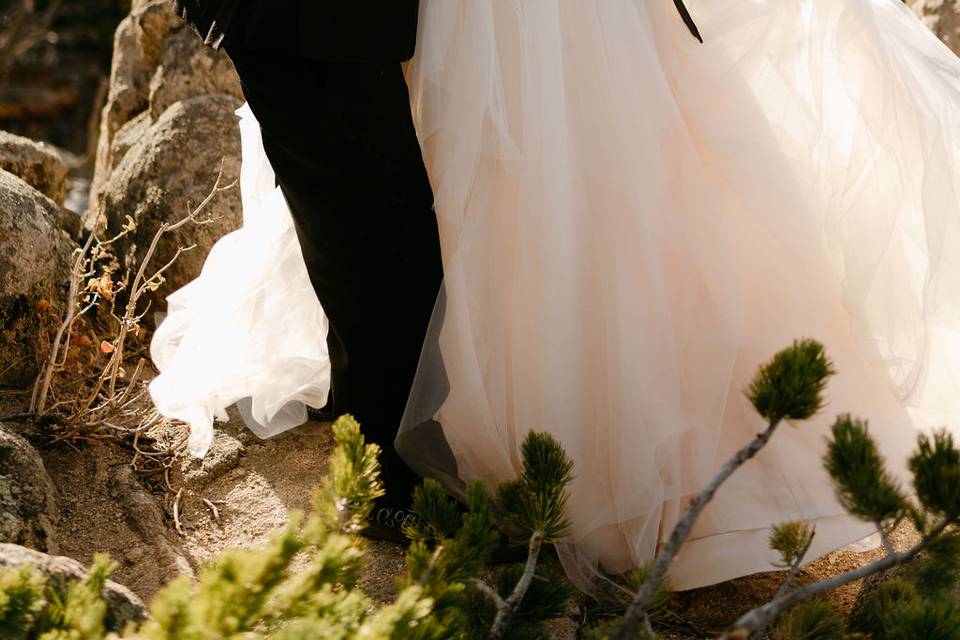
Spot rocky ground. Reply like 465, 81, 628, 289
35, 409, 405, 602
0, 0, 957, 638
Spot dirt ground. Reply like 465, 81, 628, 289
39, 412, 407, 605
34, 408, 918, 640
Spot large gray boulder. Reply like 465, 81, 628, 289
98, 94, 242, 300
0, 425, 59, 553
88, 0, 243, 299
0, 170, 76, 388
0, 543, 148, 632
0, 131, 68, 206
148, 26, 243, 121
91, 0, 183, 192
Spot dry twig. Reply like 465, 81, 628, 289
202, 498, 221, 523
173, 487, 185, 535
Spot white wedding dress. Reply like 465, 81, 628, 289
149, 104, 330, 457
152, 0, 960, 590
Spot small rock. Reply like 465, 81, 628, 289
0, 131, 68, 205
0, 424, 59, 553
181, 429, 244, 487
124, 546, 146, 564
108, 463, 194, 579
0, 542, 148, 632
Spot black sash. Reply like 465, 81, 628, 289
674, 0, 703, 43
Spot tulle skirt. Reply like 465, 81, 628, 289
150, 0, 960, 590
149, 104, 330, 457
398, 0, 960, 590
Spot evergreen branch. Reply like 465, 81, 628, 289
612, 417, 781, 640
754, 527, 816, 639
722, 516, 956, 638
613, 340, 834, 640
878, 522, 896, 557
417, 545, 445, 589
489, 531, 544, 639
774, 527, 815, 602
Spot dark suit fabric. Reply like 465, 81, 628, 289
227, 49, 442, 506
174, 0, 420, 61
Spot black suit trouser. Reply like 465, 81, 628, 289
227, 49, 443, 505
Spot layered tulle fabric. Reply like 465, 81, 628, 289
149, 105, 330, 457
398, 0, 960, 590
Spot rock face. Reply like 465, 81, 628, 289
100, 95, 242, 299
0, 170, 75, 388
0, 131, 68, 205
0, 543, 148, 632
910, 0, 960, 54
89, 0, 243, 301
0, 425, 59, 553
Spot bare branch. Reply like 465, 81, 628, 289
878, 522, 896, 557
32, 232, 97, 414
489, 531, 545, 640
173, 488, 185, 535
202, 498, 221, 523
0, 0, 63, 79
470, 578, 508, 612
417, 545, 445, 588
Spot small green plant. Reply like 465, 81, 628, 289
0, 566, 46, 639
850, 532, 960, 639
772, 600, 849, 640
402, 432, 576, 640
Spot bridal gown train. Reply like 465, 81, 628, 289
151, 0, 960, 590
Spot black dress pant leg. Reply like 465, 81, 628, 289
226, 49, 443, 506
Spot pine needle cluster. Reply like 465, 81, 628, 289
402, 432, 575, 640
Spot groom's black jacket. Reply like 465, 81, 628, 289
172, 0, 421, 61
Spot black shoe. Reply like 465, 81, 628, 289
306, 401, 336, 422
361, 505, 419, 545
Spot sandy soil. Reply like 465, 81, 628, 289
40, 411, 409, 605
